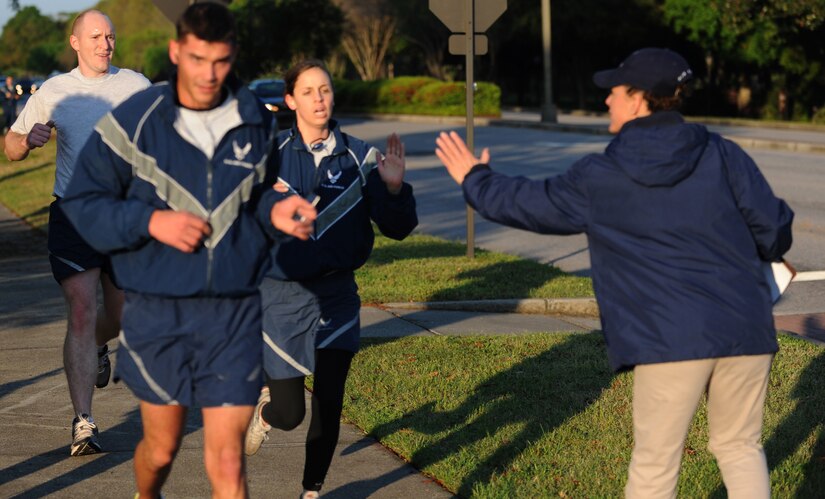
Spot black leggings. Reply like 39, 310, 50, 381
263, 348, 355, 492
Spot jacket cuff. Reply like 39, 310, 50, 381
466, 163, 491, 180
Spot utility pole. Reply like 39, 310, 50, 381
540, 0, 557, 123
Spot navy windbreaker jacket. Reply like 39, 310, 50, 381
61, 75, 282, 298
265, 120, 417, 282
462, 111, 794, 371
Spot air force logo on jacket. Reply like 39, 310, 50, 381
225, 140, 254, 169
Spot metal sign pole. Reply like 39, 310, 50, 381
465, 0, 475, 259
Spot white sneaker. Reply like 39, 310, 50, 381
70, 414, 102, 456
300, 491, 320, 499
244, 387, 271, 456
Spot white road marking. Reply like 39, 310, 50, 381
794, 271, 825, 282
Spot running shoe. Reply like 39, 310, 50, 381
244, 386, 271, 456
96, 344, 111, 388
71, 413, 102, 456
300, 491, 320, 499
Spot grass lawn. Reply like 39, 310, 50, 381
341, 333, 825, 498
0, 137, 55, 231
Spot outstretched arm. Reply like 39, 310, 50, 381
435, 131, 490, 184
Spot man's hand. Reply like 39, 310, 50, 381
25, 120, 54, 150
148, 210, 211, 253
271, 195, 317, 240
435, 131, 490, 184
377, 133, 405, 195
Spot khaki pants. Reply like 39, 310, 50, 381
625, 354, 773, 499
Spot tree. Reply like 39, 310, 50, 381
662, 0, 825, 118
384, 0, 451, 79
96, 0, 174, 76
0, 6, 63, 73
341, 15, 396, 80
231, 0, 344, 80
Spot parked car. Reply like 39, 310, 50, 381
248, 78, 293, 127
14, 77, 45, 115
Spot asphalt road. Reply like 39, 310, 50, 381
336, 114, 825, 315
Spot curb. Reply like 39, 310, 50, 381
723, 135, 825, 155
382, 298, 600, 318
341, 112, 825, 155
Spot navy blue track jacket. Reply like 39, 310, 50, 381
61, 75, 282, 298
266, 120, 417, 282
462, 111, 794, 371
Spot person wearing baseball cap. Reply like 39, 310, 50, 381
435, 47, 793, 498
592, 47, 694, 133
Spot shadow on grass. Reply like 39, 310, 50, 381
0, 162, 53, 185
20, 205, 49, 223
366, 241, 576, 303
368, 240, 465, 263
762, 334, 825, 496
705, 333, 825, 498
363, 334, 613, 497
428, 259, 569, 302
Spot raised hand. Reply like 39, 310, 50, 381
377, 133, 405, 195
148, 210, 212, 253
435, 131, 490, 184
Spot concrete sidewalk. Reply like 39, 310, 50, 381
0, 203, 596, 498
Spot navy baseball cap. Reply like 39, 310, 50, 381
593, 48, 693, 97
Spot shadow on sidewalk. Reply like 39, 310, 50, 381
0, 367, 63, 400
0, 409, 143, 497
0, 408, 205, 498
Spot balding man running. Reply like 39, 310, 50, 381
4, 9, 150, 456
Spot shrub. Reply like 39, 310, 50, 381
333, 77, 501, 117
376, 76, 438, 107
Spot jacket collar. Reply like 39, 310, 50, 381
157, 70, 264, 126
288, 119, 345, 154
620, 110, 684, 132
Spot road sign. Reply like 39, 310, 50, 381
430, 0, 507, 258
151, 0, 231, 23
449, 34, 488, 56
430, 0, 507, 33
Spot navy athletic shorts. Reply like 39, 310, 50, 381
47, 198, 114, 284
261, 271, 360, 380
116, 293, 263, 407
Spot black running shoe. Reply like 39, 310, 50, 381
96, 344, 111, 388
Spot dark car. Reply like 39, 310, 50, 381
14, 77, 45, 115
248, 78, 293, 127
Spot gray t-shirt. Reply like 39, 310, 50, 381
12, 66, 150, 197
174, 92, 242, 159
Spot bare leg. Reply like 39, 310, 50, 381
96, 271, 123, 346
134, 402, 187, 498
202, 405, 254, 499
61, 269, 101, 417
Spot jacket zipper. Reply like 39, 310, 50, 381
206, 159, 214, 292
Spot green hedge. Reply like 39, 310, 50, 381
333, 77, 501, 117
